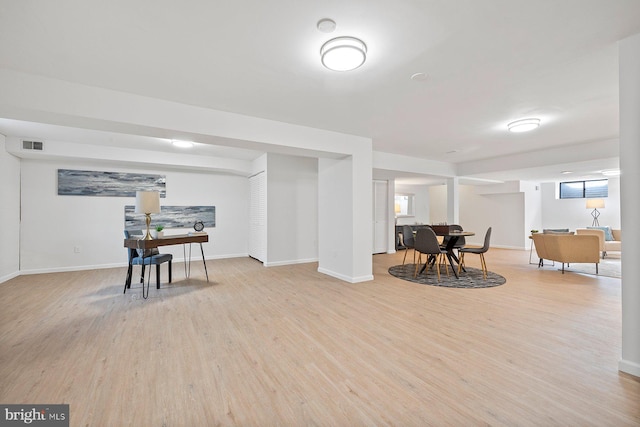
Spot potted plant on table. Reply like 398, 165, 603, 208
152, 224, 165, 239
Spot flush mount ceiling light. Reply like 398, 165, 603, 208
171, 139, 194, 148
507, 118, 540, 133
320, 36, 367, 71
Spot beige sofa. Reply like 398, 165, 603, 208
576, 228, 621, 258
531, 233, 600, 274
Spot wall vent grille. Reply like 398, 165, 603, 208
22, 140, 44, 151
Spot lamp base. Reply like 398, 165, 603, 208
591, 208, 601, 227
144, 213, 153, 240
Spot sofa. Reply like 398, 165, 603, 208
531, 233, 600, 274
576, 228, 621, 258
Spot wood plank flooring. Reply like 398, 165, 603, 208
1, 249, 638, 426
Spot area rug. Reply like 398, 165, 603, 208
559, 257, 621, 278
388, 263, 506, 288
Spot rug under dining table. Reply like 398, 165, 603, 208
388, 263, 506, 288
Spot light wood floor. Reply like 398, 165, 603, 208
1, 249, 638, 426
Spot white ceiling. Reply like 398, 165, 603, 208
1, 0, 639, 183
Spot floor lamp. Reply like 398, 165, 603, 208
586, 198, 604, 226
135, 191, 161, 240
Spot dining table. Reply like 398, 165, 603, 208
420, 226, 475, 279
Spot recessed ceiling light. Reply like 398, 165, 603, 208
171, 139, 194, 148
317, 18, 336, 33
320, 36, 367, 71
561, 171, 572, 174
411, 72, 428, 81
507, 118, 540, 133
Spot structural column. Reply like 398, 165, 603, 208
618, 33, 640, 378
446, 177, 460, 225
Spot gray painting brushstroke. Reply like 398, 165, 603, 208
58, 169, 166, 197
125, 206, 215, 230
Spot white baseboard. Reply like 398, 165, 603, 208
619, 359, 640, 378
0, 271, 20, 284
317, 267, 374, 283
264, 258, 318, 268
20, 263, 123, 276
16, 253, 250, 277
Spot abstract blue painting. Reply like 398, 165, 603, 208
58, 169, 166, 197
124, 205, 216, 230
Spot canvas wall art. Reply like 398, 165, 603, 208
124, 205, 216, 230
58, 169, 166, 197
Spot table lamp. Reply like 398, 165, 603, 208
586, 198, 604, 226
135, 190, 161, 240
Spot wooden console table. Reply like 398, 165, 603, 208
124, 233, 209, 298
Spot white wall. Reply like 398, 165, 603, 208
459, 186, 524, 249
19, 159, 249, 273
522, 181, 543, 242
266, 153, 318, 266
429, 184, 525, 249
619, 32, 640, 378
540, 178, 621, 230
0, 136, 21, 282
318, 157, 354, 281
428, 185, 448, 226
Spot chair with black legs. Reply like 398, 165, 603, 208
124, 230, 173, 292
413, 227, 449, 280
401, 225, 417, 265
457, 227, 492, 279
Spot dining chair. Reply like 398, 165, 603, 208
457, 227, 492, 279
401, 225, 416, 265
413, 227, 449, 280
441, 224, 466, 255
124, 230, 173, 291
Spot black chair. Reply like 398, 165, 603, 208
413, 228, 448, 280
401, 225, 416, 265
458, 227, 492, 279
441, 224, 466, 255
124, 230, 173, 291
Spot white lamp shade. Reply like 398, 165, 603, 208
135, 191, 161, 214
586, 199, 605, 209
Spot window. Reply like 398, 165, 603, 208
559, 179, 608, 199
394, 193, 415, 217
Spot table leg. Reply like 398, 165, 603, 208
143, 256, 152, 299
183, 244, 188, 278
446, 252, 460, 279
124, 261, 133, 293
200, 243, 209, 282
445, 236, 463, 278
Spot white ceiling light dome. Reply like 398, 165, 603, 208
320, 36, 367, 72
507, 118, 541, 133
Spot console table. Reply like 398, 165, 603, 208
124, 233, 209, 298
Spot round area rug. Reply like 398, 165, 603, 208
388, 263, 506, 288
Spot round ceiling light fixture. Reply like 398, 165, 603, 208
320, 36, 367, 71
507, 118, 540, 133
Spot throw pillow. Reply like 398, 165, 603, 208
587, 226, 614, 241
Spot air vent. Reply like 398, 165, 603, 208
22, 140, 44, 151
